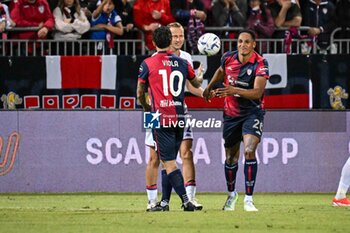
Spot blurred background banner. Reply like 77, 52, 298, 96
0, 54, 349, 109
0, 110, 348, 193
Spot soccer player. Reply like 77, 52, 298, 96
333, 157, 350, 206
203, 29, 269, 212
145, 22, 204, 212
137, 26, 202, 211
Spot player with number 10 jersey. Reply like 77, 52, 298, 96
138, 52, 196, 125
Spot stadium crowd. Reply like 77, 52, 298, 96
0, 0, 349, 55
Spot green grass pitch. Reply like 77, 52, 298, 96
0, 193, 349, 233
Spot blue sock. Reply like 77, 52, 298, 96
161, 169, 172, 203
167, 169, 188, 203
244, 159, 258, 195
225, 162, 238, 192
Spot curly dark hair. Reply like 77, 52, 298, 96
152, 26, 172, 49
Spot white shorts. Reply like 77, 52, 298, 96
145, 125, 193, 147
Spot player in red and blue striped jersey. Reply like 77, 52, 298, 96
145, 22, 204, 212
203, 29, 269, 212
137, 26, 202, 211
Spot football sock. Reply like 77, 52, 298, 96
244, 159, 258, 196
146, 184, 158, 203
161, 169, 172, 203
225, 162, 238, 192
185, 180, 196, 200
244, 195, 253, 203
335, 157, 350, 199
167, 169, 188, 203
228, 191, 237, 198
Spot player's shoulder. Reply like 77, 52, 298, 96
169, 52, 191, 67
179, 50, 193, 63
222, 50, 238, 60
252, 51, 268, 67
254, 51, 265, 62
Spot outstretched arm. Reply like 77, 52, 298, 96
202, 67, 225, 101
215, 76, 267, 100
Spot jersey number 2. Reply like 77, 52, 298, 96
159, 69, 184, 97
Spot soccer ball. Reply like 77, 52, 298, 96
197, 33, 221, 56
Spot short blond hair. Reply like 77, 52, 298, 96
167, 22, 183, 29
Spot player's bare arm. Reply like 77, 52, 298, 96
203, 67, 225, 101
186, 81, 204, 97
215, 75, 267, 100
189, 77, 202, 89
137, 81, 151, 112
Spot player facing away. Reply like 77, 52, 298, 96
145, 22, 204, 211
333, 157, 350, 206
137, 26, 202, 211
203, 29, 269, 212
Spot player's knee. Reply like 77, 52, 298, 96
244, 146, 256, 160
226, 154, 239, 164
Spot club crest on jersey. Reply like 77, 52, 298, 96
247, 69, 252, 76
38, 5, 44, 14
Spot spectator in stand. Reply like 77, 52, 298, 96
170, 0, 207, 54
47, 0, 96, 18
10, 0, 54, 54
90, 0, 124, 50
301, 0, 336, 53
115, 0, 133, 34
245, 0, 275, 53
133, 0, 175, 52
10, 0, 54, 39
53, 0, 90, 40
268, 0, 302, 53
114, 0, 134, 54
170, 0, 207, 27
0, 1, 15, 34
268, 0, 301, 28
211, 0, 247, 27
211, 0, 247, 39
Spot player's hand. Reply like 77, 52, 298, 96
196, 63, 205, 84
152, 10, 162, 20
195, 10, 207, 21
215, 83, 237, 97
308, 27, 321, 36
148, 23, 160, 32
126, 23, 134, 32
64, 18, 72, 24
203, 87, 215, 102
37, 27, 48, 38
0, 22, 5, 33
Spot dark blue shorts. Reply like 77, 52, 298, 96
152, 126, 184, 161
223, 110, 265, 148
